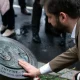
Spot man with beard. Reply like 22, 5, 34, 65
32, 0, 66, 46
18, 0, 80, 79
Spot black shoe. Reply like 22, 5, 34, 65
32, 35, 41, 43
21, 10, 31, 15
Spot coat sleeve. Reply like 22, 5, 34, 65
49, 45, 78, 72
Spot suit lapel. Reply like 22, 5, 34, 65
75, 19, 80, 47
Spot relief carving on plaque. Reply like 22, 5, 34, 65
0, 41, 29, 69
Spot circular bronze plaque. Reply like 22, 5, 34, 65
0, 37, 37, 79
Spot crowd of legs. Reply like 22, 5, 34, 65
0, 0, 66, 46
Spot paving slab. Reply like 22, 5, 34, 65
58, 69, 78, 80
38, 62, 78, 80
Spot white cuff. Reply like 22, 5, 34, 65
77, 73, 80, 80
39, 63, 52, 74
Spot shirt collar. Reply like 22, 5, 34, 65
71, 24, 77, 39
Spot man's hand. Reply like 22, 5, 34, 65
18, 60, 41, 77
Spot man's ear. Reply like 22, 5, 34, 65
59, 12, 67, 23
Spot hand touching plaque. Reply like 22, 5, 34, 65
0, 37, 37, 79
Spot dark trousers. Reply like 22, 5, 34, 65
2, 0, 15, 30
32, 0, 55, 36
18, 0, 26, 10
32, 0, 42, 36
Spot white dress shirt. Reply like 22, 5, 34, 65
39, 24, 76, 74
71, 24, 76, 43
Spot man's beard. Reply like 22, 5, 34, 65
54, 18, 68, 33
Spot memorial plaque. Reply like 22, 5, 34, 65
0, 37, 37, 79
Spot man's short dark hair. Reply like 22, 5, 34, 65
45, 0, 80, 19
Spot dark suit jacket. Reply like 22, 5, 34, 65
49, 19, 80, 72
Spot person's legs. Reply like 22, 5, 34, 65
0, 13, 8, 32
2, 14, 8, 27
18, 0, 26, 10
18, 0, 31, 15
2, 0, 15, 37
32, 0, 42, 43
7, 0, 15, 30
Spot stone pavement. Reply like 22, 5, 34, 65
38, 62, 78, 80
